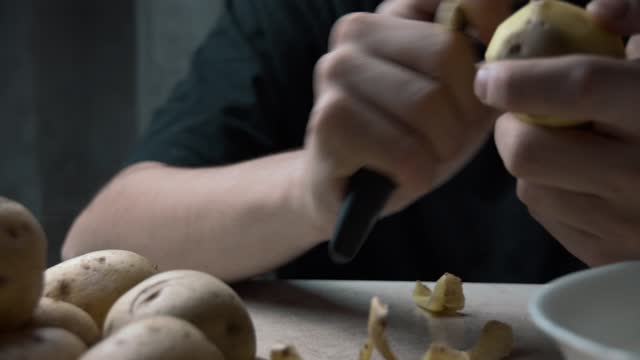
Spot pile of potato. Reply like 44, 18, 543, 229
0, 197, 256, 359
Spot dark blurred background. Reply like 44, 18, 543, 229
0, 0, 222, 265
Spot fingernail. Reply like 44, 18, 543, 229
588, 0, 630, 19
474, 66, 492, 103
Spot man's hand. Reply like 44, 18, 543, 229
474, 0, 640, 266
297, 0, 509, 236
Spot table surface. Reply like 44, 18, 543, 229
237, 280, 562, 360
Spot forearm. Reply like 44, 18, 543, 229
62, 150, 328, 283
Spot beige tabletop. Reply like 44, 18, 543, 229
237, 280, 563, 360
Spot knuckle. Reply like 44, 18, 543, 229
499, 128, 537, 178
330, 12, 372, 45
409, 81, 442, 110
307, 91, 350, 142
314, 46, 359, 83
393, 145, 430, 189
567, 57, 602, 107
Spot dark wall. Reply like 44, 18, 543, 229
0, 0, 136, 265
136, 0, 221, 131
0, 0, 220, 266
0, 1, 40, 216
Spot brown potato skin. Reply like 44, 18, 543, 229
0, 197, 47, 331
105, 270, 256, 360
31, 297, 100, 345
80, 316, 224, 360
44, 249, 158, 328
0, 327, 87, 360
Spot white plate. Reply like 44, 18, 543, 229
530, 261, 640, 360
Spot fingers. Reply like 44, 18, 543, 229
308, 87, 437, 192
588, 0, 640, 35
475, 56, 640, 134
523, 182, 640, 266
526, 207, 611, 266
518, 181, 613, 241
315, 45, 465, 162
330, 13, 481, 121
376, 0, 440, 20
494, 113, 638, 199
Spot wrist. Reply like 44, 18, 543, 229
285, 150, 333, 246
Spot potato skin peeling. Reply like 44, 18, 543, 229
485, 0, 626, 127
486, 0, 625, 61
422, 321, 514, 360
413, 273, 465, 314
359, 340, 374, 360
368, 296, 398, 360
270, 343, 304, 360
468, 321, 514, 360
423, 343, 470, 360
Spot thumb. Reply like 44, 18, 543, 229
588, 0, 640, 35
628, 35, 640, 58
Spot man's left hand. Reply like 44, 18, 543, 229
474, 0, 640, 266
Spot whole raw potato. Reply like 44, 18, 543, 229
105, 270, 256, 360
31, 297, 100, 345
0, 197, 47, 331
80, 316, 224, 360
0, 327, 87, 360
44, 249, 158, 327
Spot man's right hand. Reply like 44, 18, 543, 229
296, 0, 510, 237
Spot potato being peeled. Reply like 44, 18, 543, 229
31, 297, 100, 345
44, 249, 158, 327
104, 270, 256, 360
80, 316, 223, 360
0, 327, 87, 360
485, 0, 626, 127
0, 197, 47, 331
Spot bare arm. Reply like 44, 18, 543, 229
62, 150, 328, 283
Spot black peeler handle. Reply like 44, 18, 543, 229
328, 169, 395, 264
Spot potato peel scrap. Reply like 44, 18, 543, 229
367, 297, 398, 360
270, 343, 303, 360
422, 320, 513, 360
423, 343, 470, 360
468, 321, 514, 360
413, 273, 465, 314
358, 339, 374, 360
